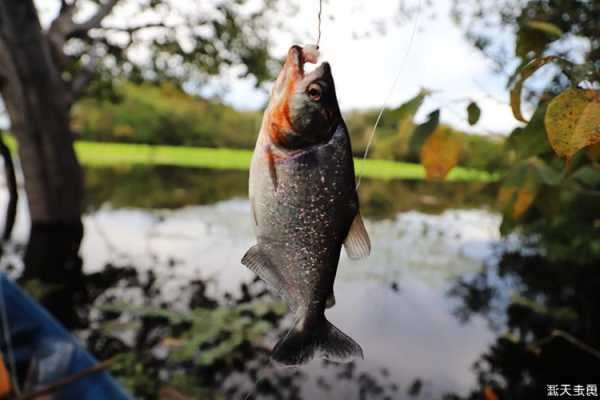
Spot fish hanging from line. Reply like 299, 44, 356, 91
241, 44, 371, 366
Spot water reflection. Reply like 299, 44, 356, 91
84, 166, 498, 219
84, 167, 248, 211
8, 166, 562, 399
76, 196, 500, 398
445, 251, 600, 399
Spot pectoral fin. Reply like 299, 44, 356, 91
343, 213, 371, 260
242, 245, 294, 307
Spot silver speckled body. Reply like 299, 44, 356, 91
243, 45, 365, 365
249, 123, 358, 323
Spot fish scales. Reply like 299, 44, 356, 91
255, 126, 357, 310
242, 45, 371, 366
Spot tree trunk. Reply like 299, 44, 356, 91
0, 0, 84, 327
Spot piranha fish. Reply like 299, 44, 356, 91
242, 45, 371, 366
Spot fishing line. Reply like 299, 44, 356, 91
356, 0, 423, 188
316, 0, 323, 48
244, 2, 422, 397
243, 3, 326, 397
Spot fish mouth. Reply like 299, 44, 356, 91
287, 45, 330, 81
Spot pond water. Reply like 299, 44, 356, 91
1, 166, 507, 398
77, 199, 500, 397
3, 165, 599, 399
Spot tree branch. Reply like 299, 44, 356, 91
97, 22, 172, 48
59, 0, 76, 14
71, 0, 120, 37
48, 0, 119, 47
48, 0, 77, 36
47, 2, 77, 69
70, 50, 101, 101
101, 22, 169, 34
46, 0, 120, 101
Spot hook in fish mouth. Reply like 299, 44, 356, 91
286, 45, 330, 81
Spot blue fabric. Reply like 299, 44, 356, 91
0, 274, 131, 400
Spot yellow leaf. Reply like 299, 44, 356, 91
498, 187, 518, 218
514, 184, 538, 219
498, 165, 539, 220
498, 186, 537, 220
510, 56, 565, 123
420, 127, 461, 181
545, 89, 600, 161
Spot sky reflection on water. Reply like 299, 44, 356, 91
0, 166, 504, 397
78, 199, 500, 397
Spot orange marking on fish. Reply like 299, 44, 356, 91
269, 80, 295, 145
267, 51, 303, 147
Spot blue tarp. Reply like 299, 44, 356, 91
0, 274, 131, 399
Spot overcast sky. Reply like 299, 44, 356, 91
199, 0, 523, 135
8, 0, 524, 135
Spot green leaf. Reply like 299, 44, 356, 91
545, 88, 600, 161
499, 217, 517, 236
525, 21, 563, 37
466, 102, 481, 126
530, 157, 562, 186
505, 104, 551, 160
385, 89, 430, 131
509, 56, 572, 122
570, 166, 600, 187
409, 109, 440, 157
516, 27, 551, 59
515, 21, 562, 61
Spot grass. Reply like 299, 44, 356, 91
5, 137, 496, 182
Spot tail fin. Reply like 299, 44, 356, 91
271, 315, 363, 366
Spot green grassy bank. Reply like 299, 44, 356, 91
4, 136, 496, 181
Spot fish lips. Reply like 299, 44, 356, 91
285, 45, 332, 82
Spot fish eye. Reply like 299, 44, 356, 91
307, 83, 322, 101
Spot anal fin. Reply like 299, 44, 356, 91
242, 245, 294, 307
343, 212, 371, 260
